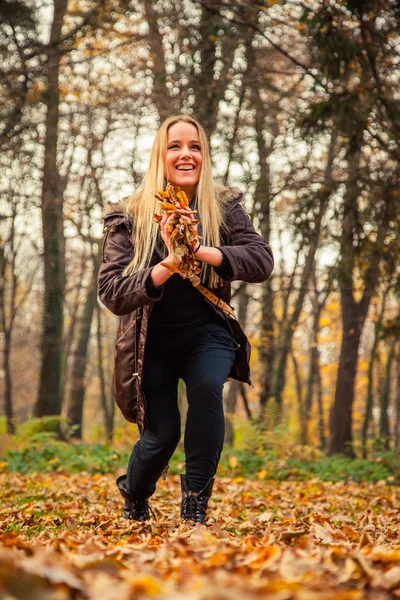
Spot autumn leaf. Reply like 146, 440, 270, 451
0, 473, 399, 599
176, 190, 189, 206
161, 201, 178, 211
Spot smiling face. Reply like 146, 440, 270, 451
165, 121, 203, 200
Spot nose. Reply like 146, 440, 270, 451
179, 145, 192, 159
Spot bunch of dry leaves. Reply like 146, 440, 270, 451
153, 185, 201, 282
0, 473, 399, 599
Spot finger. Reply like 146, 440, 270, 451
161, 215, 177, 250
167, 215, 178, 236
166, 213, 176, 225
161, 213, 174, 235
181, 216, 197, 232
181, 212, 196, 222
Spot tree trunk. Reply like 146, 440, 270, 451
361, 288, 390, 457
316, 365, 326, 450
34, 0, 68, 417
302, 302, 322, 445
291, 351, 304, 442
225, 380, 240, 446
252, 91, 276, 417
192, 7, 237, 134
61, 254, 86, 400
223, 82, 247, 186
0, 246, 14, 433
330, 306, 364, 457
0, 207, 18, 433
2, 332, 14, 434
394, 354, 400, 485
303, 270, 332, 445
68, 259, 100, 438
395, 355, 400, 450
329, 127, 365, 457
142, 0, 172, 120
303, 347, 318, 445
330, 258, 387, 456
378, 336, 396, 449
329, 130, 393, 455
258, 276, 274, 415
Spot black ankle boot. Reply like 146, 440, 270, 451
116, 475, 155, 521
180, 474, 214, 524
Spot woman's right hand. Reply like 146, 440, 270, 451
160, 212, 179, 270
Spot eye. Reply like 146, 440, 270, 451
192, 144, 201, 150
167, 144, 179, 149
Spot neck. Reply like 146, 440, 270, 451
171, 184, 197, 201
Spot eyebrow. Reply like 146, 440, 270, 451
168, 139, 201, 144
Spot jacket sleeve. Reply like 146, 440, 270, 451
214, 204, 274, 283
98, 220, 163, 316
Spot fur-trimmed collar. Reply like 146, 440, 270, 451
103, 198, 128, 218
217, 186, 242, 204
103, 186, 243, 220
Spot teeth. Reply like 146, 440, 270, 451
176, 166, 194, 171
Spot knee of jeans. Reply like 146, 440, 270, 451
189, 373, 224, 399
154, 427, 181, 454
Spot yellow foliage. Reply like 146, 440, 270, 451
229, 456, 238, 469
232, 476, 245, 484
130, 576, 162, 596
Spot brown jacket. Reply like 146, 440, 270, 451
98, 187, 274, 428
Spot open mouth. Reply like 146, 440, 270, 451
176, 165, 195, 171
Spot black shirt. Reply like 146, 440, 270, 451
145, 244, 233, 352
146, 272, 218, 351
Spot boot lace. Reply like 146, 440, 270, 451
129, 499, 156, 522
182, 494, 205, 521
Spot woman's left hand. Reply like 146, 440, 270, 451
180, 212, 199, 252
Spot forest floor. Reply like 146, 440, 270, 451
0, 472, 399, 600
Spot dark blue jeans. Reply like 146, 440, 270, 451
126, 322, 236, 498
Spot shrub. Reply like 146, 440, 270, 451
4, 436, 128, 475
16, 416, 70, 441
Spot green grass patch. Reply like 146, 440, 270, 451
168, 445, 395, 484
4, 433, 128, 475
1, 427, 396, 484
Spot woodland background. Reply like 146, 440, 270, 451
1, 0, 400, 462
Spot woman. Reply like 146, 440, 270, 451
98, 114, 273, 524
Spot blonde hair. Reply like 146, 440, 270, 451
123, 114, 227, 287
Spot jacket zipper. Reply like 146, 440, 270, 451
137, 301, 154, 431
